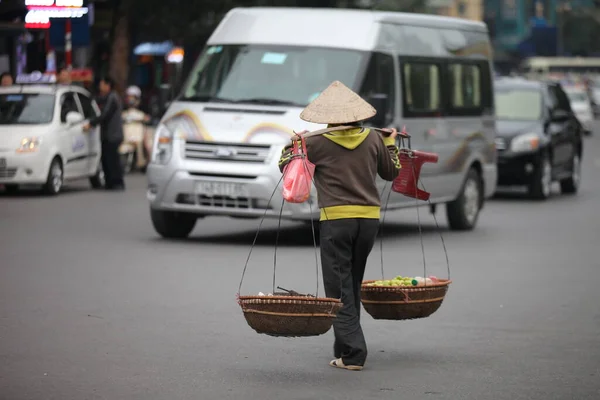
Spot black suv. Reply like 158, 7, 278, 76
494, 78, 584, 200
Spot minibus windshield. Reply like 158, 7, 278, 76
181, 45, 366, 107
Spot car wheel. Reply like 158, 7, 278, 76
560, 153, 581, 194
528, 153, 552, 200
42, 157, 63, 195
150, 208, 197, 239
446, 168, 482, 231
89, 161, 105, 189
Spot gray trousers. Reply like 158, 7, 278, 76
320, 218, 379, 366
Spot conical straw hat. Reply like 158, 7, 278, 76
300, 80, 376, 124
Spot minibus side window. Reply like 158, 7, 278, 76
359, 52, 395, 125
448, 64, 480, 108
401, 61, 441, 118
446, 61, 492, 117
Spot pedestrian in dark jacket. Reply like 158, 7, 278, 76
278, 80, 401, 371
84, 76, 125, 190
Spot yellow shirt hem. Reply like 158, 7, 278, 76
320, 205, 380, 221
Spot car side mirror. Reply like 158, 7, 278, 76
65, 111, 84, 125
551, 109, 570, 122
366, 93, 390, 127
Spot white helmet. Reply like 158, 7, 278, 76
126, 85, 142, 98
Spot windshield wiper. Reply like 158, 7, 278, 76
179, 95, 237, 103
180, 96, 305, 107
233, 98, 305, 107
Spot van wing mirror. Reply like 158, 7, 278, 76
366, 93, 390, 127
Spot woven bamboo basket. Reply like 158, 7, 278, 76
360, 279, 451, 320
238, 294, 343, 337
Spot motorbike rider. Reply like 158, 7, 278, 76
122, 85, 151, 170
125, 86, 142, 109
124, 85, 152, 122
125, 86, 152, 116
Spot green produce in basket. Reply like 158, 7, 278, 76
366, 276, 414, 287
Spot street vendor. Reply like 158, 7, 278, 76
278, 81, 401, 371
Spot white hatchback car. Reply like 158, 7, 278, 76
0, 84, 104, 195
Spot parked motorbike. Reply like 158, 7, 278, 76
120, 107, 152, 173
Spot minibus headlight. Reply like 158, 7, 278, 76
151, 124, 173, 164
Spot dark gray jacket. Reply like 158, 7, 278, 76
89, 91, 123, 143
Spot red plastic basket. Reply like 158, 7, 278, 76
391, 128, 439, 201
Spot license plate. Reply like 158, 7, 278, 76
0, 158, 6, 169
195, 181, 248, 198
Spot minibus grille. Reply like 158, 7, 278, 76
175, 194, 272, 210
184, 141, 270, 163
0, 168, 17, 178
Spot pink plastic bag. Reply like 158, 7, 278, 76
282, 134, 315, 203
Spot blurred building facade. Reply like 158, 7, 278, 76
482, 0, 600, 69
0, 0, 95, 82
0, 0, 27, 77
435, 0, 485, 21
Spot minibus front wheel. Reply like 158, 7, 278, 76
150, 208, 197, 239
446, 168, 482, 231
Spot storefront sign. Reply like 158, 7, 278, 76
25, 7, 88, 29
48, 16, 90, 46
25, 0, 84, 6
14, 69, 92, 84
15, 71, 57, 84
25, 0, 87, 29
68, 68, 93, 82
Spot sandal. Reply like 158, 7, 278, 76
329, 358, 363, 371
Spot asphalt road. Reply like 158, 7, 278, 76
1, 130, 600, 400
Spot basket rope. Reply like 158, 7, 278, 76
379, 183, 393, 280
377, 127, 451, 284
412, 148, 428, 285
273, 152, 322, 297
273, 198, 285, 295
238, 174, 285, 296
418, 178, 451, 281
239, 132, 344, 302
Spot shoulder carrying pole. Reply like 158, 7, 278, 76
292, 125, 409, 141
